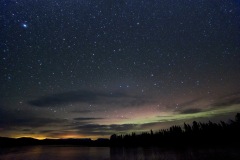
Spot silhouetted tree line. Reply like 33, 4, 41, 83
110, 113, 240, 147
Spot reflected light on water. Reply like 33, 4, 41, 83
1, 146, 240, 160
0, 146, 110, 160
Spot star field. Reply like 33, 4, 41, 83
0, 0, 240, 139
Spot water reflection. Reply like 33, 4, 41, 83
0, 146, 109, 160
1, 146, 240, 160
110, 147, 240, 160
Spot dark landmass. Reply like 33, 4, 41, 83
110, 113, 240, 148
0, 137, 109, 147
1, 113, 240, 148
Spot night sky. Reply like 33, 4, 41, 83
1, 0, 240, 139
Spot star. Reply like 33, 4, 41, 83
21, 23, 28, 29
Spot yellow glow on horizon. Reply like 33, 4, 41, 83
59, 134, 85, 139
12, 134, 103, 140
13, 135, 48, 140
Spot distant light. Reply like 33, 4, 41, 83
21, 23, 28, 28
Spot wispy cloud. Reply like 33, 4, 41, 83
70, 110, 93, 113
0, 106, 68, 128
211, 92, 240, 108
28, 90, 150, 107
177, 97, 204, 108
74, 123, 138, 135
179, 108, 203, 114
73, 117, 105, 121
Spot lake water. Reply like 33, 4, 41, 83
0, 146, 240, 160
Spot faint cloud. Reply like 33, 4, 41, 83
179, 108, 202, 114
73, 117, 105, 121
211, 92, 240, 108
28, 90, 150, 107
177, 97, 204, 108
71, 110, 93, 113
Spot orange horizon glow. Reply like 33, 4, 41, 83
11, 134, 109, 140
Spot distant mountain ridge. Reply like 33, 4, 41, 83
0, 137, 109, 147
